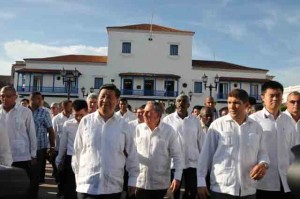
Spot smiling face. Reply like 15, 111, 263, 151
143, 102, 161, 128
87, 98, 97, 113
98, 88, 119, 117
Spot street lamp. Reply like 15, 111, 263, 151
202, 74, 219, 97
60, 68, 79, 100
81, 86, 95, 98
188, 90, 193, 101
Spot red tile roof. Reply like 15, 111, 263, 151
107, 24, 194, 35
119, 72, 181, 80
16, 68, 82, 75
219, 77, 269, 83
24, 55, 107, 63
192, 60, 268, 72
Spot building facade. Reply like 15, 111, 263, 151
12, 24, 270, 110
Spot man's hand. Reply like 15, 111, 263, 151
249, 163, 267, 180
128, 186, 136, 197
170, 179, 180, 192
31, 157, 38, 166
197, 187, 209, 199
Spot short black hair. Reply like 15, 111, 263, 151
248, 97, 257, 105
261, 81, 283, 95
61, 99, 72, 107
20, 98, 29, 103
30, 91, 43, 100
99, 84, 121, 98
72, 99, 88, 112
193, 105, 203, 111
228, 89, 249, 103
119, 97, 128, 103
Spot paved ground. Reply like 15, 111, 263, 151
39, 163, 58, 199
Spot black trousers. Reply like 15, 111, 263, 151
77, 192, 122, 199
37, 148, 47, 182
12, 160, 39, 199
210, 191, 256, 199
64, 155, 77, 199
256, 189, 292, 199
171, 167, 197, 199
135, 188, 167, 199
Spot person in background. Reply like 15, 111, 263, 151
86, 93, 98, 113
123, 104, 146, 199
135, 101, 183, 199
29, 92, 55, 185
50, 102, 60, 118
52, 99, 73, 197
250, 81, 299, 199
198, 89, 270, 199
116, 98, 137, 122
199, 106, 214, 134
72, 84, 139, 199
0, 86, 38, 199
56, 99, 88, 199
20, 98, 30, 107
284, 91, 300, 138
219, 106, 228, 117
192, 105, 203, 117
204, 96, 218, 119
163, 94, 204, 199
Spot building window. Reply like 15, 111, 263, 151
251, 84, 259, 98
194, 82, 202, 93
94, 78, 103, 89
122, 42, 131, 54
170, 44, 178, 56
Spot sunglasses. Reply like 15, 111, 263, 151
289, 100, 300, 104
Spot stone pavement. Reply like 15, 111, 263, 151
38, 163, 57, 199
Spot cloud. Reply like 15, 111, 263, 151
4, 40, 107, 60
0, 11, 16, 20
0, 40, 108, 75
272, 66, 300, 87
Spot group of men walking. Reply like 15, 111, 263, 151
0, 80, 299, 199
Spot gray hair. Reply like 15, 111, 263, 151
50, 102, 59, 108
86, 92, 98, 101
146, 101, 163, 116
287, 91, 300, 98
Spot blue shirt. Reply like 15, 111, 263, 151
32, 107, 53, 150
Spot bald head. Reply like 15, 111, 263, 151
205, 96, 215, 108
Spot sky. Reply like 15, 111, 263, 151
1, 0, 300, 87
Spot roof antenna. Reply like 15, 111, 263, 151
149, 6, 154, 41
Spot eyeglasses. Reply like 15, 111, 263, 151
289, 100, 300, 104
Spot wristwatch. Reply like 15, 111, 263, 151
262, 162, 269, 169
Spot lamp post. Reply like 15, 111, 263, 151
81, 86, 95, 98
60, 68, 79, 100
188, 90, 193, 101
202, 74, 219, 97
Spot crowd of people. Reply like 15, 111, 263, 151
0, 80, 299, 199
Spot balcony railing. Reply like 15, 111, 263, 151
121, 89, 178, 97
217, 92, 261, 100
17, 86, 78, 94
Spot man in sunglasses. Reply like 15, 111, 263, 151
284, 91, 300, 139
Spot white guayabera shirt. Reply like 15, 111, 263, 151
72, 112, 139, 195
198, 115, 269, 197
55, 118, 79, 167
0, 104, 37, 162
163, 112, 205, 169
250, 108, 300, 193
135, 122, 183, 190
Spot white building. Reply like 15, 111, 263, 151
12, 24, 270, 110
283, 85, 300, 103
